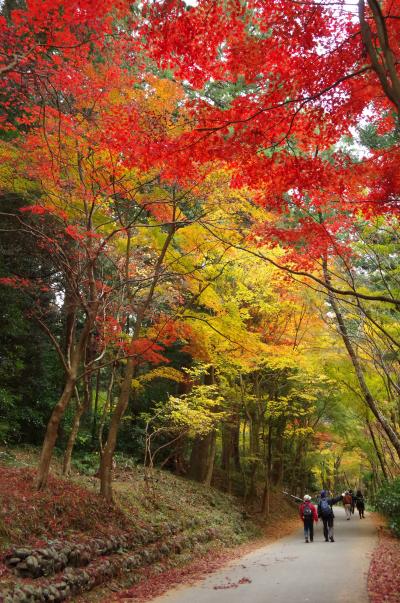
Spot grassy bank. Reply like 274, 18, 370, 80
0, 448, 297, 602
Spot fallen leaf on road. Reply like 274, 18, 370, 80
368, 526, 400, 603
213, 577, 252, 589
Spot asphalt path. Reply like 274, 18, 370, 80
151, 508, 377, 603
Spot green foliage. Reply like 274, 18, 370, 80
186, 76, 261, 111
71, 451, 141, 475
0, 196, 62, 443
72, 452, 100, 475
358, 121, 400, 151
375, 478, 400, 537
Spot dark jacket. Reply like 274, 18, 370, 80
318, 495, 343, 518
355, 494, 365, 508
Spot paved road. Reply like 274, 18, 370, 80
151, 508, 377, 603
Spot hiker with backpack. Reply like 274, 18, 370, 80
355, 489, 365, 518
318, 490, 345, 542
299, 494, 318, 543
349, 489, 355, 515
343, 490, 353, 520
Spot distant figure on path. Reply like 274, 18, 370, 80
349, 489, 355, 515
355, 490, 365, 518
343, 491, 353, 520
299, 494, 318, 543
318, 490, 345, 542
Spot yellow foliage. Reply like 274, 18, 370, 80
132, 367, 186, 391
139, 366, 186, 384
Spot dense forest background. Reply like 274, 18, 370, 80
0, 0, 399, 519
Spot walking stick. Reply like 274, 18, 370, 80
282, 490, 303, 503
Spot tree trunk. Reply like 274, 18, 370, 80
291, 439, 305, 496
248, 409, 260, 456
358, 0, 400, 116
271, 418, 285, 485
99, 356, 135, 502
99, 449, 113, 502
247, 461, 258, 501
37, 376, 76, 489
232, 419, 241, 471
248, 415, 260, 500
63, 398, 85, 476
91, 368, 101, 444
366, 417, 389, 480
222, 419, 240, 466
63, 370, 92, 475
189, 433, 213, 482
221, 424, 231, 471
204, 430, 217, 487
261, 421, 272, 516
261, 475, 269, 517
323, 259, 400, 459
245, 405, 260, 500
36, 301, 97, 490
376, 423, 400, 473
221, 423, 232, 491
333, 453, 343, 493
189, 365, 218, 485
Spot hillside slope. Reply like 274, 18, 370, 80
0, 448, 297, 602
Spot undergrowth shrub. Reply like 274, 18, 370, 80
375, 477, 400, 537
73, 451, 99, 475
73, 451, 139, 475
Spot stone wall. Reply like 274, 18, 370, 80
1, 521, 217, 603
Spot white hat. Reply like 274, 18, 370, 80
303, 494, 311, 501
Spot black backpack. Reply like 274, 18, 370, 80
303, 502, 313, 517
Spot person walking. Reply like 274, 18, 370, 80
299, 494, 318, 543
343, 491, 353, 520
355, 489, 365, 518
318, 490, 344, 542
349, 489, 355, 515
